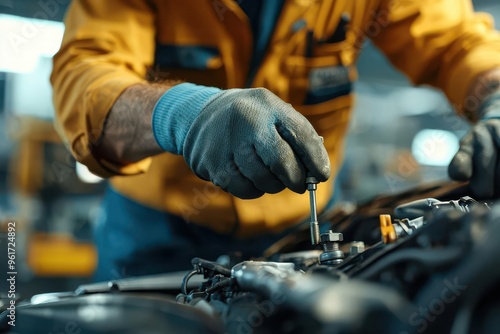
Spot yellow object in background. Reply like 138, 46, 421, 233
27, 233, 96, 277
379, 214, 397, 244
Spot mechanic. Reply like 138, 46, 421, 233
51, 0, 500, 281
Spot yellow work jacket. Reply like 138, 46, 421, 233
51, 0, 500, 237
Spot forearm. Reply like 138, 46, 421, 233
465, 68, 500, 120
94, 83, 170, 164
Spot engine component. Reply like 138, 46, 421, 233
380, 196, 490, 244
379, 215, 424, 244
349, 241, 365, 255
2, 183, 498, 334
318, 230, 344, 265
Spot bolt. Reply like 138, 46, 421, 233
349, 241, 365, 255
323, 241, 339, 252
320, 230, 343, 243
319, 231, 344, 264
320, 231, 343, 252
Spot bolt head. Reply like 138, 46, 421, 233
320, 231, 343, 242
350, 241, 365, 255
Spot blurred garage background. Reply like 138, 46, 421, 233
0, 0, 499, 297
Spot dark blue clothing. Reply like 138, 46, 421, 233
238, 0, 285, 85
93, 185, 336, 281
94, 186, 293, 281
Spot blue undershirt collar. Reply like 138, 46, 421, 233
237, 0, 285, 87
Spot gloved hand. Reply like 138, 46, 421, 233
448, 92, 500, 198
152, 83, 330, 199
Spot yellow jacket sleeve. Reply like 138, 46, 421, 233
51, 0, 156, 177
372, 0, 500, 116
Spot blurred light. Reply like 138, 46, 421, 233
393, 87, 448, 116
411, 129, 459, 166
0, 14, 64, 73
76, 163, 103, 184
5, 57, 56, 119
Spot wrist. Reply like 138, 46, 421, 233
152, 83, 222, 154
479, 91, 500, 121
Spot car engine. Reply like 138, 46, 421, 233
1, 182, 500, 334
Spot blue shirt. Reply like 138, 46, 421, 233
238, 0, 285, 85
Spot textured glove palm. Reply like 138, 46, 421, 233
153, 83, 330, 199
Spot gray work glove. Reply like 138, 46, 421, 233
448, 92, 500, 198
152, 83, 330, 199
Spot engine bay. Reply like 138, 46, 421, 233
2, 182, 500, 334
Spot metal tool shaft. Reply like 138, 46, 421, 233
309, 188, 318, 222
306, 173, 320, 245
